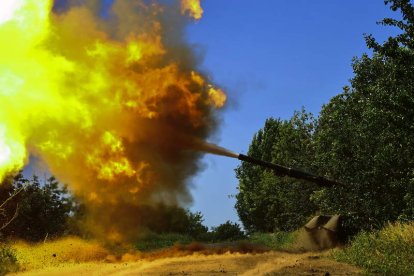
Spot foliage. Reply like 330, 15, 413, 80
235, 110, 319, 233
184, 211, 209, 239
335, 221, 414, 275
0, 244, 19, 276
313, 0, 414, 231
0, 173, 74, 242
248, 232, 296, 250
210, 221, 245, 242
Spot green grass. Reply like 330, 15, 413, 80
334, 221, 414, 275
0, 244, 19, 276
248, 232, 297, 250
135, 233, 193, 252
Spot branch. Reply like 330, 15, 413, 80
0, 203, 19, 231
0, 185, 24, 210
0, 185, 25, 232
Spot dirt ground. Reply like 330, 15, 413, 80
13, 251, 362, 276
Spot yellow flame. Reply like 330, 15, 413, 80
208, 86, 227, 108
181, 0, 203, 20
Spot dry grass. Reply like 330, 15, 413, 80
11, 237, 109, 271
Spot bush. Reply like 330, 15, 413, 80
0, 245, 19, 275
211, 221, 245, 242
335, 221, 414, 275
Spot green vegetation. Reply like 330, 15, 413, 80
335, 221, 414, 275
312, 0, 414, 233
235, 111, 318, 233
0, 245, 19, 276
211, 220, 245, 242
236, 0, 414, 235
0, 173, 75, 242
248, 232, 296, 250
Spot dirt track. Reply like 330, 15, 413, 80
14, 251, 362, 276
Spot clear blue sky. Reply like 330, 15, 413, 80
187, 0, 402, 228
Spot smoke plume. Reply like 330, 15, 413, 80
0, 0, 226, 242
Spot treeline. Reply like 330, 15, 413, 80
235, 0, 414, 234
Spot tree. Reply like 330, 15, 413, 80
185, 211, 209, 239
211, 221, 245, 242
235, 117, 280, 233
313, 0, 414, 231
0, 174, 74, 241
235, 110, 318, 233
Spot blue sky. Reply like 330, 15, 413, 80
187, 1, 402, 228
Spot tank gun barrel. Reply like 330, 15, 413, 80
238, 154, 341, 187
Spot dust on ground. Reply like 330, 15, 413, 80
12, 250, 361, 276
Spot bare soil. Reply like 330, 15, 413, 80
14, 251, 362, 276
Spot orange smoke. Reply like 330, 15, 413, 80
0, 0, 225, 241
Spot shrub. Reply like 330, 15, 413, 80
335, 221, 414, 275
0, 245, 19, 275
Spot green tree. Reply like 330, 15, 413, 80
313, 0, 414, 231
185, 210, 209, 238
235, 110, 318, 233
211, 221, 245, 242
1, 174, 74, 241
235, 117, 280, 233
